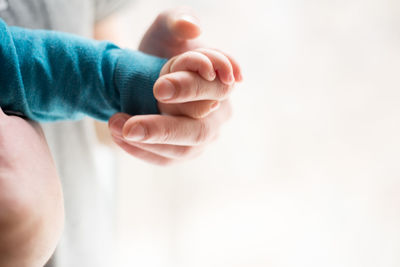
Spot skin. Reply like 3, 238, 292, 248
0, 7, 242, 265
0, 109, 64, 267
155, 48, 236, 118
104, 8, 243, 165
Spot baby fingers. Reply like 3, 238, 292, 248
162, 49, 236, 85
212, 48, 243, 82
167, 51, 216, 81
193, 48, 235, 85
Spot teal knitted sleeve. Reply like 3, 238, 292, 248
0, 18, 167, 122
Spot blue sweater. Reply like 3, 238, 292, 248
0, 18, 167, 122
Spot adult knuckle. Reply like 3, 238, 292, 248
195, 120, 211, 144
160, 125, 175, 143
219, 84, 233, 98
193, 76, 203, 99
171, 78, 183, 99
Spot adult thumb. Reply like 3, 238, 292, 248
139, 8, 203, 57
167, 9, 202, 41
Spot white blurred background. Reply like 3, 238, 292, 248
111, 0, 400, 266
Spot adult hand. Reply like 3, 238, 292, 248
138, 7, 202, 58
108, 8, 242, 165
0, 109, 64, 266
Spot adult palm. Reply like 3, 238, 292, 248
108, 8, 241, 165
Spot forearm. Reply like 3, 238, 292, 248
0, 19, 166, 122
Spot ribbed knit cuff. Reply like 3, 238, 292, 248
114, 50, 167, 116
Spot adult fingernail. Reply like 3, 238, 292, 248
178, 14, 200, 26
110, 118, 125, 134
125, 124, 147, 141
157, 79, 176, 101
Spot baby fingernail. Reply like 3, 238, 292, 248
209, 71, 216, 80
126, 124, 147, 141
227, 73, 235, 83
157, 79, 176, 101
223, 73, 234, 84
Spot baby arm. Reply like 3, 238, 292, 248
0, 18, 166, 122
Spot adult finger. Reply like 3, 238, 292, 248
166, 8, 202, 40
154, 71, 234, 103
138, 8, 202, 58
112, 135, 175, 166
114, 138, 205, 160
110, 114, 208, 159
108, 113, 131, 138
158, 100, 220, 119
121, 114, 212, 146
119, 100, 232, 145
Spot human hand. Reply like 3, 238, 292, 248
156, 48, 238, 118
108, 53, 240, 165
0, 109, 64, 266
108, 8, 242, 165
109, 99, 233, 165
138, 7, 203, 58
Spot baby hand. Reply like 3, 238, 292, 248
154, 48, 241, 118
